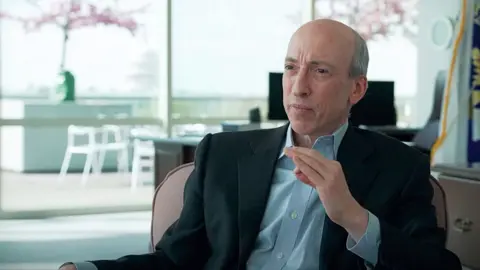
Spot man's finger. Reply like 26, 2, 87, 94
289, 148, 328, 175
296, 171, 315, 187
292, 156, 323, 185
294, 167, 315, 186
291, 147, 329, 163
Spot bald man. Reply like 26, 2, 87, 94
60, 19, 461, 270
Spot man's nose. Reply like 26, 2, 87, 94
292, 69, 310, 97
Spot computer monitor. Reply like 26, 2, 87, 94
267, 72, 288, 120
268, 73, 396, 126
349, 81, 397, 127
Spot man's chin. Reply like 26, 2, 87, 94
289, 121, 315, 136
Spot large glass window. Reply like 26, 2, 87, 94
314, 0, 419, 126
171, 0, 303, 122
0, 0, 165, 215
2, 0, 158, 98
171, 0, 418, 127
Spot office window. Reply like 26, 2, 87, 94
1, 0, 162, 118
314, 0, 419, 126
0, 0, 165, 214
171, 0, 303, 120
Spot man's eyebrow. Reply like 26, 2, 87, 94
285, 57, 298, 63
284, 57, 334, 68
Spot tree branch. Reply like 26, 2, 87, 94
0, 0, 146, 34
312, 0, 417, 40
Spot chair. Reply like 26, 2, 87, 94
426, 70, 447, 125
130, 127, 156, 191
438, 173, 480, 270
411, 70, 446, 154
430, 176, 448, 235
150, 162, 194, 250
96, 113, 130, 174
59, 124, 130, 185
59, 125, 103, 185
148, 165, 449, 252
98, 124, 130, 174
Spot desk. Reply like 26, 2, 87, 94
138, 131, 417, 189
135, 135, 201, 188
432, 164, 480, 181
137, 122, 287, 187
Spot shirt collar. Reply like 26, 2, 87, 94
278, 121, 349, 159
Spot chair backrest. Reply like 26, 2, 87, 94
411, 70, 445, 152
67, 125, 97, 147
430, 175, 448, 232
150, 162, 194, 250
148, 166, 450, 250
438, 174, 480, 269
428, 70, 446, 123
413, 120, 439, 152
131, 127, 156, 147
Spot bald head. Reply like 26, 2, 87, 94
290, 19, 369, 78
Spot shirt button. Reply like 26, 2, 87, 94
290, 210, 298, 219
276, 252, 284, 259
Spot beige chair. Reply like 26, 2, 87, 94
150, 162, 194, 250
149, 166, 449, 252
438, 173, 480, 270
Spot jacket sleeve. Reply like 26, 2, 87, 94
90, 134, 213, 270
375, 155, 462, 270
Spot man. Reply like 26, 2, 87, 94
61, 19, 462, 270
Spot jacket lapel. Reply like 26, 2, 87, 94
237, 124, 289, 267
320, 126, 379, 267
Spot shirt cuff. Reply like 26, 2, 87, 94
59, 262, 98, 270
346, 211, 381, 266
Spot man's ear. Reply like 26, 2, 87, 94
349, 77, 368, 105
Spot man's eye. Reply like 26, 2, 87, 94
315, 68, 328, 74
284, 65, 294, 70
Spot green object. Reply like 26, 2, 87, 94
52, 70, 75, 102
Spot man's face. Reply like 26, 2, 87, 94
282, 24, 366, 136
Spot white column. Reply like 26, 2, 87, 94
157, 0, 172, 137
0, 0, 5, 213
302, 0, 315, 23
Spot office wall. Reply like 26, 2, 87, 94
415, 0, 461, 126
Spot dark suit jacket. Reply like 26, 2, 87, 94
90, 124, 462, 270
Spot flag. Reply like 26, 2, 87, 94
431, 1, 480, 166
467, 4, 480, 165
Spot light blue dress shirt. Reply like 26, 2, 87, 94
246, 122, 381, 270
70, 123, 381, 270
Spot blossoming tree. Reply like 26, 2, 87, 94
0, 0, 147, 100
0, 0, 146, 70
286, 0, 417, 41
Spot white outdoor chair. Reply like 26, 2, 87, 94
59, 123, 130, 186
58, 125, 103, 185
130, 127, 155, 191
98, 124, 130, 174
